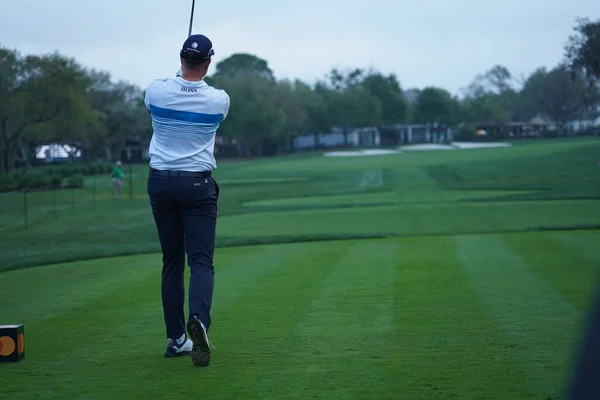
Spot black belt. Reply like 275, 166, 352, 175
150, 168, 212, 177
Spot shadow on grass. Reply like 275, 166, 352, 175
3, 224, 599, 274
218, 224, 600, 249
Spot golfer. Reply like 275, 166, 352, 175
144, 33, 230, 367
111, 161, 124, 199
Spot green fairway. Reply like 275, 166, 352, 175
0, 231, 597, 399
242, 189, 542, 207
1, 137, 599, 272
1, 137, 600, 399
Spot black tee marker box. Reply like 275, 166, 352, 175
0, 324, 25, 362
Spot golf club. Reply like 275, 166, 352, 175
188, 0, 196, 37
177, 0, 196, 77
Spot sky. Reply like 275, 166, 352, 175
1, 0, 599, 96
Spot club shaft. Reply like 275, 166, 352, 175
188, 0, 196, 37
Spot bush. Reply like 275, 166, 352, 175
96, 163, 113, 175
18, 170, 51, 190
453, 124, 477, 141
0, 162, 111, 192
0, 175, 19, 193
68, 165, 83, 175
87, 164, 98, 175
66, 174, 85, 189
541, 129, 561, 138
50, 175, 62, 188
60, 165, 73, 178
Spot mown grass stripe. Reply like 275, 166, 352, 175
95, 244, 299, 399
0, 254, 159, 327
291, 240, 397, 399
0, 246, 280, 399
392, 236, 530, 399
0, 260, 165, 398
456, 234, 580, 398
117, 241, 346, 399
548, 230, 600, 271
502, 231, 600, 311
216, 200, 600, 239
2, 226, 598, 276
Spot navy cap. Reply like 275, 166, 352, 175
180, 34, 215, 64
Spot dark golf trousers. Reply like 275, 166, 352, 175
147, 169, 219, 340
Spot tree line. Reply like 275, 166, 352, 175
0, 17, 598, 174
0, 49, 149, 174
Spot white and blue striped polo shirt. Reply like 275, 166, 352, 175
144, 77, 230, 172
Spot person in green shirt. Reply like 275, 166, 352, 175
111, 161, 124, 199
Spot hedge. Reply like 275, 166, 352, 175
0, 163, 113, 193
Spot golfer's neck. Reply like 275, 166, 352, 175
181, 71, 205, 82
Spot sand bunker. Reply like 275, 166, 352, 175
324, 142, 512, 157
399, 144, 456, 151
325, 149, 401, 157
399, 142, 513, 151
451, 142, 513, 149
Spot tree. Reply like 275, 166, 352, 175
22, 55, 102, 161
269, 79, 312, 154
317, 68, 385, 145
512, 68, 547, 122
341, 85, 383, 129
213, 71, 286, 157
212, 53, 274, 80
464, 65, 515, 97
515, 67, 550, 122
86, 71, 148, 162
361, 72, 408, 125
565, 17, 600, 86
278, 79, 331, 149
295, 81, 328, 133
0, 47, 100, 173
462, 91, 518, 124
518, 65, 593, 131
326, 67, 365, 90
460, 65, 520, 124
413, 87, 460, 125
317, 74, 382, 146
0, 47, 28, 173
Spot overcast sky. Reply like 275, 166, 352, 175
1, 0, 599, 95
